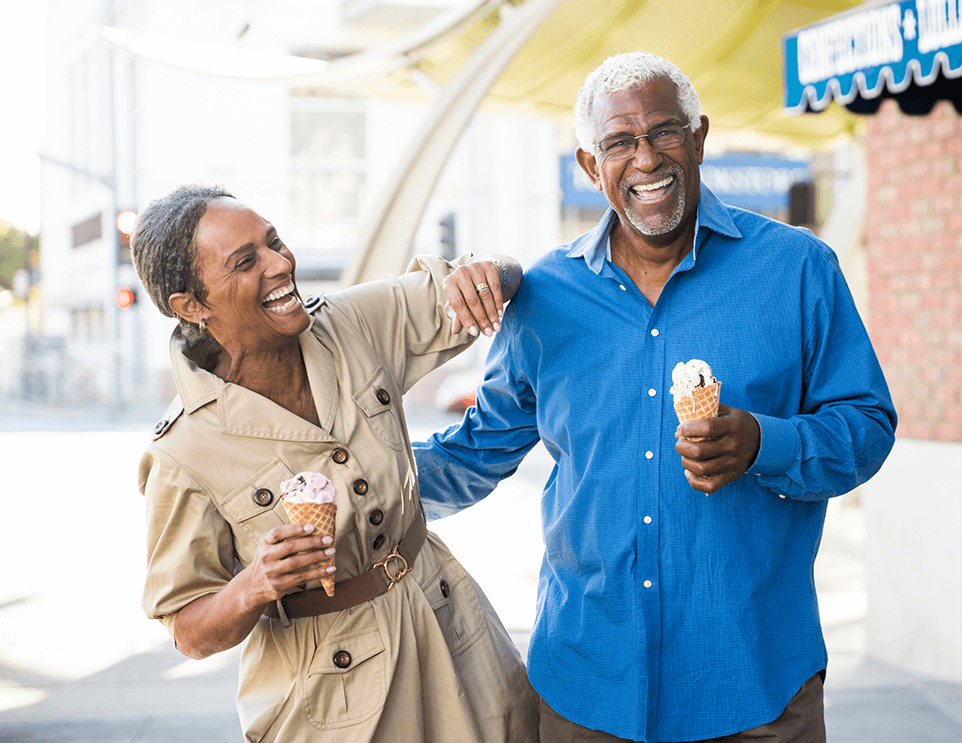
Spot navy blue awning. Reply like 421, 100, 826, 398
783, 0, 962, 116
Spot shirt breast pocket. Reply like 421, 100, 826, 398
219, 459, 293, 554
353, 367, 404, 452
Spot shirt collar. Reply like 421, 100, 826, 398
168, 325, 339, 440
566, 185, 741, 275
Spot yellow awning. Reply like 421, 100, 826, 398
334, 0, 870, 149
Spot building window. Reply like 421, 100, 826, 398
71, 306, 105, 343
71, 213, 103, 248
289, 98, 367, 278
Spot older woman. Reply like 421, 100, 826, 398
132, 185, 536, 742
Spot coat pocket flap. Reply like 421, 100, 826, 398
220, 458, 293, 523
311, 627, 385, 676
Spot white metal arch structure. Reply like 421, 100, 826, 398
341, 0, 565, 285
101, 0, 504, 82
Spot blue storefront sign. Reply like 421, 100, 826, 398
559, 153, 608, 208
700, 154, 811, 212
783, 0, 962, 113
559, 153, 810, 213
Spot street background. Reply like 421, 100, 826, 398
1, 400, 960, 742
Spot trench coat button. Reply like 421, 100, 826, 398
253, 488, 274, 507
369, 509, 384, 525
332, 448, 349, 464
376, 388, 391, 405
153, 420, 168, 435
440, 579, 450, 598
333, 650, 352, 669
353, 479, 369, 495
373, 534, 386, 550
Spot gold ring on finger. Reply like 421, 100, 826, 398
475, 283, 490, 293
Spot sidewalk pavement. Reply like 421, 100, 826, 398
1, 399, 960, 742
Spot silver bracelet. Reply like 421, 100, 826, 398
488, 257, 508, 290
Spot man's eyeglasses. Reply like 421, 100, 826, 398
594, 122, 689, 161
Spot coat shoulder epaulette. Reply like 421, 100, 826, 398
151, 396, 185, 441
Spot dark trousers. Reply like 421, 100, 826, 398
539, 672, 826, 743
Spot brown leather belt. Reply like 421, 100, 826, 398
264, 509, 427, 625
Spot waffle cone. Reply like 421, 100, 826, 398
282, 500, 336, 597
673, 382, 721, 441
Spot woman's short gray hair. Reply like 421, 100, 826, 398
131, 184, 233, 326
574, 52, 702, 153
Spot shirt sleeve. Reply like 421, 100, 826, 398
413, 308, 543, 520
747, 244, 897, 500
139, 446, 235, 626
327, 254, 477, 393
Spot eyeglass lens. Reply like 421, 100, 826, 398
599, 124, 686, 160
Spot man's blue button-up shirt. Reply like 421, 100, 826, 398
413, 187, 896, 742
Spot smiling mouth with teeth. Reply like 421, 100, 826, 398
630, 175, 675, 194
262, 283, 300, 313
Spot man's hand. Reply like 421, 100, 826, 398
674, 404, 761, 494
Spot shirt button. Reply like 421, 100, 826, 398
644, 516, 652, 524
650, 328, 659, 337
353, 479, 369, 495
376, 388, 391, 405
253, 488, 273, 507
644, 580, 653, 588
333, 650, 352, 668
369, 509, 384, 525
648, 388, 656, 397
645, 451, 654, 459
619, 284, 627, 291
332, 448, 349, 464
373, 534, 386, 550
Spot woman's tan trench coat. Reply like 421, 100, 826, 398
139, 255, 538, 742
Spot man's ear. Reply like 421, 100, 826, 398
168, 292, 205, 325
575, 147, 604, 192
693, 115, 709, 165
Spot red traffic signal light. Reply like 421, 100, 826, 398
115, 286, 137, 310
116, 210, 138, 237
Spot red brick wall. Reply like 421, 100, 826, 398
865, 100, 962, 442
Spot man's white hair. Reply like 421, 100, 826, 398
574, 52, 703, 152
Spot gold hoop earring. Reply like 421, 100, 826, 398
199, 318, 208, 335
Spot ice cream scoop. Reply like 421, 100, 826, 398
280, 471, 336, 504
669, 359, 718, 405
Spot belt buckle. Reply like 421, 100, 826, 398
374, 547, 410, 590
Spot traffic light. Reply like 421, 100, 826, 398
439, 212, 456, 260
115, 285, 137, 310
116, 209, 138, 263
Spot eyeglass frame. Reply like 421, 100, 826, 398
593, 119, 691, 161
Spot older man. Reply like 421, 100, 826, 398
414, 53, 896, 742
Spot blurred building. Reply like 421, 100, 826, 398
784, 0, 962, 683
37, 0, 558, 406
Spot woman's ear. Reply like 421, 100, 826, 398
168, 292, 205, 325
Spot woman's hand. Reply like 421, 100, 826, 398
442, 255, 522, 336
170, 524, 335, 659
245, 524, 336, 604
